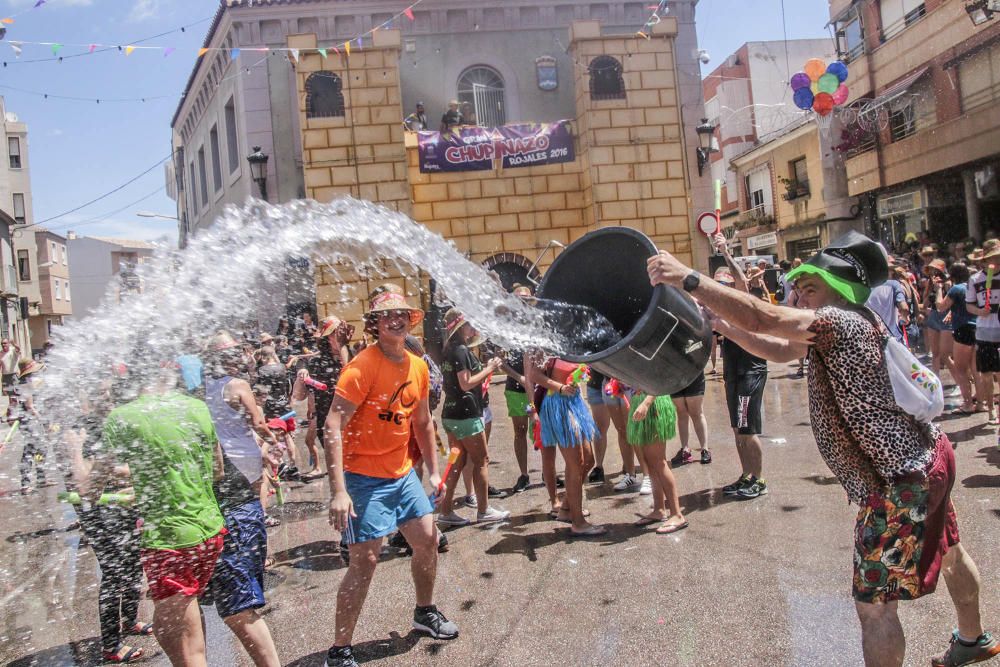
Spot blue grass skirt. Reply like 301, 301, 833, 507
539, 392, 597, 448
626, 393, 677, 446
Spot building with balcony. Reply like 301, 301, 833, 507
0, 97, 35, 351
829, 0, 1000, 247
702, 39, 837, 238
14, 229, 72, 354
65, 234, 154, 319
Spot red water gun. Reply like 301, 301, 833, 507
303, 377, 328, 392
604, 377, 631, 410
435, 447, 461, 501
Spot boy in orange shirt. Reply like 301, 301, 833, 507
322, 287, 457, 667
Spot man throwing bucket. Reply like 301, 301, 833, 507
323, 286, 457, 667
648, 231, 999, 667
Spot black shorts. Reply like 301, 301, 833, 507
953, 324, 976, 347
725, 372, 766, 435
671, 373, 706, 399
976, 341, 1000, 374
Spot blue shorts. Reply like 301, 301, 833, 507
343, 469, 433, 545
200, 500, 266, 618
586, 385, 623, 407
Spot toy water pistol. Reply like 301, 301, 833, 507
569, 364, 590, 385
279, 410, 296, 421
604, 377, 631, 410
58, 491, 134, 506
435, 447, 461, 500
303, 377, 328, 392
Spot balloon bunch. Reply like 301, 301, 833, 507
791, 59, 849, 116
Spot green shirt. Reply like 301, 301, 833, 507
103, 392, 224, 550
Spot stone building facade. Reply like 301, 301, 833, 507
293, 20, 706, 339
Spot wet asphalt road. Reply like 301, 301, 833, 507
1, 365, 999, 666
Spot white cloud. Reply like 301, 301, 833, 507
52, 215, 178, 247
126, 0, 159, 22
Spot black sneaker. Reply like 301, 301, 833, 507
437, 531, 449, 553
413, 605, 459, 640
326, 646, 359, 667
736, 477, 768, 500
556, 475, 565, 488
587, 466, 605, 484
722, 474, 751, 496
700, 449, 712, 465
512, 474, 530, 493
487, 485, 504, 498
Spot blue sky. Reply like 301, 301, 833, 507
2, 0, 831, 246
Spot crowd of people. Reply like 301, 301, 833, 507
8, 223, 1000, 667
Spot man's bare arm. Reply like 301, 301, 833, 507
713, 319, 809, 363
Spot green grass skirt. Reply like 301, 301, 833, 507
626, 393, 677, 446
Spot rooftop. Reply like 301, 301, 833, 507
89, 237, 157, 250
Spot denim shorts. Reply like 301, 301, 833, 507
586, 385, 623, 407
200, 500, 266, 618
343, 469, 433, 545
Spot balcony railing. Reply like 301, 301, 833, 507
782, 182, 811, 201
881, 4, 927, 41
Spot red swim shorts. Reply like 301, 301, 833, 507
140, 531, 226, 601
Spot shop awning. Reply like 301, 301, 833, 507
879, 66, 930, 104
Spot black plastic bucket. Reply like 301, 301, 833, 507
536, 227, 711, 396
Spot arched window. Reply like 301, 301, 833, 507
589, 55, 625, 101
306, 71, 345, 118
457, 65, 506, 127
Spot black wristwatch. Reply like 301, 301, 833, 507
682, 271, 701, 293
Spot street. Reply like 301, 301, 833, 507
2, 366, 999, 667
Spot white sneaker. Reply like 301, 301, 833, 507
462, 494, 477, 508
614, 473, 637, 491
437, 512, 471, 527
477, 506, 511, 524
639, 476, 652, 495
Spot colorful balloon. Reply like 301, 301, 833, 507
790, 72, 811, 90
818, 73, 839, 94
793, 87, 815, 111
826, 61, 849, 83
804, 58, 827, 82
811, 81, 820, 94
832, 84, 850, 106
813, 92, 835, 116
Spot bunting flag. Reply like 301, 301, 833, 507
332, 45, 340, 55
230, 48, 240, 59
163, 47, 175, 57
198, 47, 209, 57
9, 42, 21, 58
88, 44, 96, 53
288, 48, 299, 62
1, 18, 13, 25
356, 36, 362, 49
317, 48, 327, 59
344, 41, 350, 56
635, 31, 650, 39
50, 43, 61, 55
33, 0, 45, 7
404, 7, 414, 20
125, 45, 135, 56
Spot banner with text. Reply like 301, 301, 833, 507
417, 120, 575, 173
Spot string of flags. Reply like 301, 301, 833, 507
4, 0, 427, 64
635, 0, 670, 39
1, 0, 49, 28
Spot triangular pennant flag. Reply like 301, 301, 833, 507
317, 48, 327, 59
198, 47, 209, 57
289, 48, 299, 62
344, 41, 350, 56
9, 42, 21, 58
332, 46, 340, 55
33, 0, 45, 7
356, 37, 362, 49
125, 45, 136, 56
51, 43, 62, 55
404, 7, 414, 20
1, 18, 13, 24
230, 48, 240, 59
88, 44, 96, 53
164, 47, 175, 58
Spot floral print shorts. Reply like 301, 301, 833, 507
852, 434, 960, 604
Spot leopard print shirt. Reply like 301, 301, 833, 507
807, 306, 937, 505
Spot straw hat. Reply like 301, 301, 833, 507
922, 259, 948, 276
205, 330, 241, 353
315, 315, 355, 342
919, 245, 937, 257
982, 239, 1000, 260
17, 358, 43, 379
968, 248, 985, 263
365, 284, 424, 329
443, 308, 482, 347
259, 332, 273, 345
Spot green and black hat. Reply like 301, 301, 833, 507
785, 230, 888, 304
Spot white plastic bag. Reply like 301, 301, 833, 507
883, 336, 944, 423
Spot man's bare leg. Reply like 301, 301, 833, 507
941, 544, 985, 641
152, 594, 208, 667
855, 600, 905, 667
333, 538, 382, 647
398, 514, 437, 606
223, 609, 280, 667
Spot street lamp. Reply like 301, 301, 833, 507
136, 211, 179, 221
247, 146, 270, 201
695, 118, 718, 177
966, 0, 999, 24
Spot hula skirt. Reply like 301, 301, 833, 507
539, 392, 597, 448
626, 393, 677, 446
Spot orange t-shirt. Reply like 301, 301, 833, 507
335, 346, 429, 479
